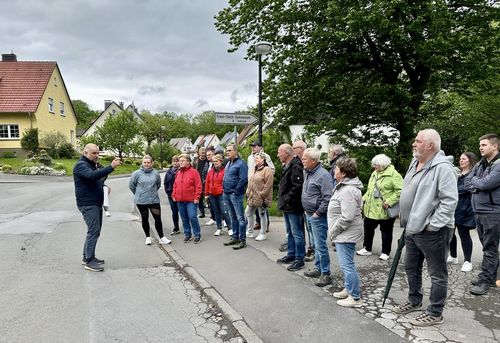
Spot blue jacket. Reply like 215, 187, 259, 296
223, 157, 248, 195
465, 153, 500, 214
129, 167, 161, 205
301, 163, 334, 216
163, 166, 178, 197
455, 172, 475, 227
73, 156, 114, 207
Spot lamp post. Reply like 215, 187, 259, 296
254, 41, 272, 147
160, 125, 165, 169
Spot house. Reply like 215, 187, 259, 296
289, 124, 330, 154
193, 134, 220, 151
0, 53, 78, 155
168, 137, 193, 154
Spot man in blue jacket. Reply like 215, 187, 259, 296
73, 144, 121, 272
465, 133, 500, 296
222, 144, 248, 250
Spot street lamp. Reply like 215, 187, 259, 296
254, 41, 272, 147
160, 125, 165, 169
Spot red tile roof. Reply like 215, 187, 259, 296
0, 61, 56, 113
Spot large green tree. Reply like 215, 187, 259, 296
215, 0, 499, 167
72, 100, 99, 129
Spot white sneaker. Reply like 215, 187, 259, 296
223, 220, 227, 227
337, 295, 362, 308
461, 261, 473, 272
333, 288, 349, 299
255, 234, 266, 241
447, 255, 459, 265
159, 237, 172, 245
205, 219, 216, 226
228, 229, 233, 236
356, 248, 372, 256
105, 211, 111, 217
246, 230, 254, 238
379, 253, 390, 261
145, 237, 152, 245
214, 229, 222, 236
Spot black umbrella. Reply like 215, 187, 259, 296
382, 228, 406, 307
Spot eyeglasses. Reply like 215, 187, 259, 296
292, 146, 302, 150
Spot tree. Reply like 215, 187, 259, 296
215, 1, 499, 169
94, 110, 143, 158
72, 100, 100, 129
20, 128, 39, 155
40, 131, 68, 158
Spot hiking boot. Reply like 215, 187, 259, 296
193, 237, 202, 244
276, 255, 295, 264
304, 268, 321, 278
232, 241, 247, 250
337, 295, 362, 308
315, 274, 332, 287
224, 238, 241, 246
393, 301, 422, 314
470, 282, 489, 295
84, 261, 104, 272
409, 312, 443, 327
333, 288, 349, 299
287, 260, 305, 272
183, 236, 193, 243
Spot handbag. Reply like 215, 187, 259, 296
375, 181, 400, 218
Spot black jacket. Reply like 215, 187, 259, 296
73, 156, 114, 207
278, 156, 304, 213
163, 166, 178, 196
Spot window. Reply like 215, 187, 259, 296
0, 124, 20, 139
60, 101, 65, 115
48, 98, 54, 113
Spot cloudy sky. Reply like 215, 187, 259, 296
1, 0, 258, 114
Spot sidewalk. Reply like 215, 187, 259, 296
158, 206, 499, 343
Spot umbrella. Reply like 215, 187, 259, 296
382, 228, 406, 307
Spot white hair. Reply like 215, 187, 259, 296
420, 129, 441, 152
303, 148, 320, 161
371, 154, 392, 169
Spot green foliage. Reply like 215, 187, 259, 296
52, 162, 66, 171
152, 161, 160, 169
149, 142, 180, 166
58, 143, 76, 159
2, 151, 16, 158
2, 164, 12, 173
72, 99, 100, 129
21, 128, 39, 154
40, 131, 70, 158
34, 150, 53, 166
124, 159, 133, 164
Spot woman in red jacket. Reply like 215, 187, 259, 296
206, 154, 232, 236
172, 154, 202, 243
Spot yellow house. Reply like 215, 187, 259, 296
0, 53, 78, 155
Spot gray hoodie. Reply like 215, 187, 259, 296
327, 177, 364, 243
400, 151, 458, 235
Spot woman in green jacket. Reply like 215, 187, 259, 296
356, 154, 403, 260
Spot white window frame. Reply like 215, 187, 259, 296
48, 98, 54, 113
60, 101, 65, 116
0, 124, 20, 139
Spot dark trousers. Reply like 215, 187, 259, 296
79, 205, 103, 263
476, 213, 499, 283
167, 194, 179, 230
198, 193, 205, 216
449, 224, 474, 262
404, 227, 452, 317
136, 203, 164, 238
363, 217, 396, 255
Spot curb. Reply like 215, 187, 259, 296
158, 243, 263, 343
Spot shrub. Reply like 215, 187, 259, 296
37, 150, 52, 166
58, 143, 76, 159
135, 160, 141, 166
18, 165, 66, 176
124, 159, 133, 164
41, 131, 68, 158
2, 151, 16, 158
102, 155, 115, 161
153, 161, 160, 169
21, 128, 39, 154
52, 163, 66, 171
2, 164, 13, 173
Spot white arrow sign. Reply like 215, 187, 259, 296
215, 112, 258, 125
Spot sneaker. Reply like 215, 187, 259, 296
409, 312, 444, 327
198, 214, 206, 218
393, 301, 422, 314
170, 229, 181, 236
276, 255, 295, 264
159, 237, 172, 245
470, 279, 496, 286
81, 257, 105, 265
461, 261, 473, 272
246, 230, 254, 238
287, 260, 305, 272
224, 238, 240, 246
255, 233, 266, 241
337, 295, 362, 308
228, 229, 233, 236
193, 237, 201, 244
379, 253, 390, 261
470, 282, 489, 295
183, 236, 193, 243
145, 237, 152, 245
84, 261, 104, 272
333, 288, 349, 299
223, 220, 227, 227
214, 229, 222, 236
304, 268, 321, 278
315, 274, 332, 287
447, 255, 459, 265
356, 248, 372, 256
279, 242, 288, 252
205, 219, 216, 225
105, 211, 111, 217
232, 241, 247, 250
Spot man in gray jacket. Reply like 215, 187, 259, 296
465, 133, 500, 296
301, 148, 334, 287
394, 129, 458, 327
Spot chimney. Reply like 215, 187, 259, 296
119, 102, 124, 109
104, 100, 113, 110
2, 53, 17, 62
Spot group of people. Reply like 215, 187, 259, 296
73, 130, 499, 327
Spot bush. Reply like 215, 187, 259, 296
2, 151, 16, 158
41, 131, 68, 158
124, 159, 133, 164
153, 161, 160, 169
21, 128, 39, 154
101, 155, 115, 161
37, 150, 52, 166
2, 164, 13, 173
18, 165, 66, 176
58, 143, 76, 159
52, 162, 66, 171
135, 160, 141, 166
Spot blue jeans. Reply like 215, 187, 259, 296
177, 202, 201, 239
78, 205, 103, 263
305, 213, 314, 250
476, 213, 499, 283
208, 194, 231, 230
167, 194, 179, 230
224, 193, 246, 241
336, 242, 361, 299
284, 212, 305, 261
306, 214, 330, 274
404, 227, 451, 316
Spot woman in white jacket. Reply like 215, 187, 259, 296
328, 157, 364, 308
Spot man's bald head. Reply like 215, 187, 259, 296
83, 143, 100, 162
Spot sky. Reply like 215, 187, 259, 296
0, 0, 258, 115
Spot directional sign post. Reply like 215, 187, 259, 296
215, 112, 258, 125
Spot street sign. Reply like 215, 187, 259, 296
215, 112, 258, 125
